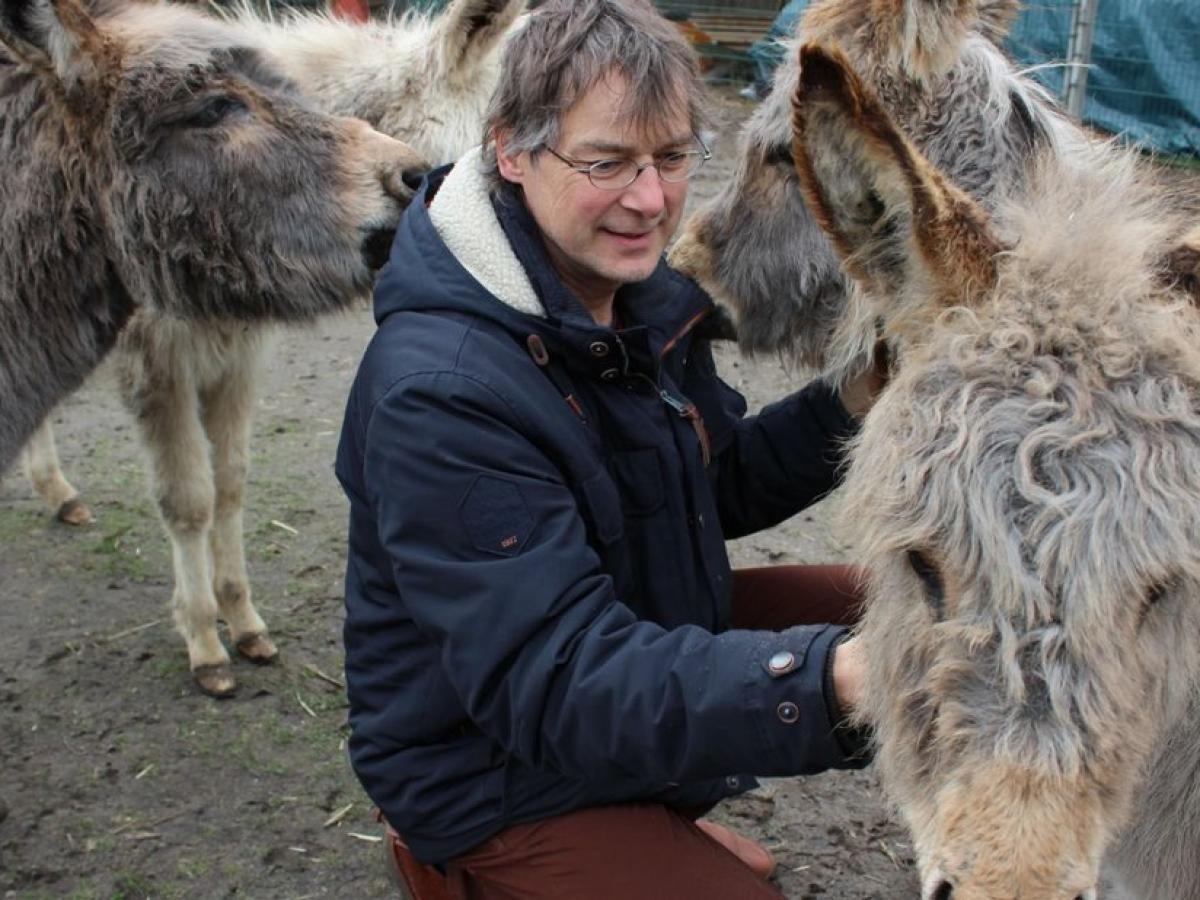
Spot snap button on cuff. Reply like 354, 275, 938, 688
600, 368, 619, 381
767, 650, 796, 677
725, 775, 740, 789
588, 341, 610, 357
776, 701, 800, 724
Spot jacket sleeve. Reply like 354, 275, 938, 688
710, 377, 858, 540
359, 369, 863, 787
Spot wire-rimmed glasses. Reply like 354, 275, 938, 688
544, 139, 712, 190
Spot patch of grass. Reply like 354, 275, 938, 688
87, 506, 153, 582
110, 872, 155, 900
174, 857, 211, 880
0, 506, 48, 543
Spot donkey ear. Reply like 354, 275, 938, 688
0, 0, 109, 87
1159, 227, 1200, 304
435, 0, 524, 79
0, 0, 49, 61
791, 43, 1001, 325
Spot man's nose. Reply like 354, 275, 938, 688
620, 164, 667, 216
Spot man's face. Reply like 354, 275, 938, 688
497, 73, 694, 312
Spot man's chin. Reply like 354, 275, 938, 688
603, 247, 665, 283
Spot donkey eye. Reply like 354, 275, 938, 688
907, 549, 946, 618
186, 96, 247, 129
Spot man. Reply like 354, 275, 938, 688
336, 1, 879, 896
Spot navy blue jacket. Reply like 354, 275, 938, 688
336, 167, 864, 865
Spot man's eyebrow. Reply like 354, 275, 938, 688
571, 134, 696, 155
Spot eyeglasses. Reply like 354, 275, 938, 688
543, 139, 712, 190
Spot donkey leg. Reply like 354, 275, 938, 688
200, 358, 277, 666
21, 418, 92, 525
136, 383, 236, 697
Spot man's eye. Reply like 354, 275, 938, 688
657, 151, 692, 173
588, 159, 629, 180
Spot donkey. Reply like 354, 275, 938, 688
14, 0, 524, 526
793, 42, 1200, 900
15, 0, 525, 697
0, 0, 425, 477
669, 0, 1090, 385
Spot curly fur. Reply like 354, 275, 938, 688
835, 95, 1200, 900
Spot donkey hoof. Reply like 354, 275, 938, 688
193, 663, 237, 698
235, 633, 279, 665
56, 497, 94, 526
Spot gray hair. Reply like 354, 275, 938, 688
480, 0, 711, 189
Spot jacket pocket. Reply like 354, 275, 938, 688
458, 475, 535, 557
576, 469, 624, 546
609, 448, 665, 517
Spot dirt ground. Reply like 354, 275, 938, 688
0, 88, 923, 899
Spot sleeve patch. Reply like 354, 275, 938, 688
459, 475, 535, 557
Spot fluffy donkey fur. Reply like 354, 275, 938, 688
795, 43, 1200, 900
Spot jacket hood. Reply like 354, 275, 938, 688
373, 147, 714, 372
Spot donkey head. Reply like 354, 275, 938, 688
0, 0, 427, 322
793, 44, 1200, 900
240, 0, 526, 166
670, 0, 1067, 381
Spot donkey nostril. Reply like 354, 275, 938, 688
401, 168, 427, 192
932, 881, 953, 900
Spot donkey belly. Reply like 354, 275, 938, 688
1104, 685, 1200, 899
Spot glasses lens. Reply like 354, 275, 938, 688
588, 159, 637, 189
658, 150, 705, 183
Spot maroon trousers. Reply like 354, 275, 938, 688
397, 564, 866, 900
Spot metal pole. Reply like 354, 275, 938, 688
1064, 0, 1100, 119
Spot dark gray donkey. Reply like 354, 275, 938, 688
0, 0, 425, 473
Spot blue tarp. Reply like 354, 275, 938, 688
1009, 1, 1200, 156
746, 0, 1200, 158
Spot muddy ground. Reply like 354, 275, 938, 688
3, 87, 932, 899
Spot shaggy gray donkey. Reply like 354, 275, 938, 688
0, 0, 424, 474
670, 0, 1089, 385
794, 41, 1200, 900
13, 0, 525, 697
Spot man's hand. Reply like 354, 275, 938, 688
838, 343, 890, 420
831, 635, 866, 717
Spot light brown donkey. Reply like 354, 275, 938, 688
793, 42, 1200, 900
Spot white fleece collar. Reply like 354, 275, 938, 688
428, 146, 545, 318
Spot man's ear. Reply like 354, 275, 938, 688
493, 130, 527, 185
790, 43, 1002, 337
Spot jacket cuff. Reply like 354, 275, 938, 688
821, 632, 873, 767
745, 624, 869, 774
